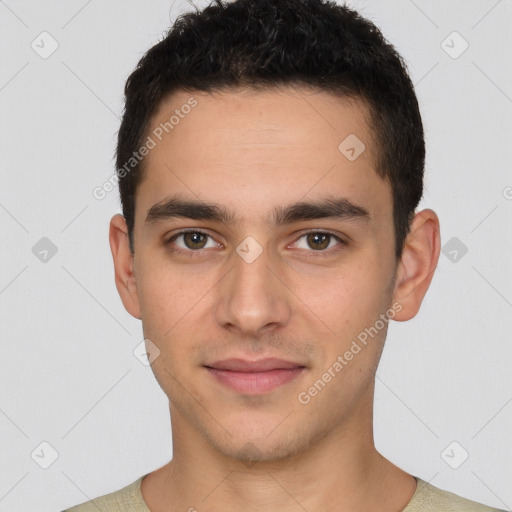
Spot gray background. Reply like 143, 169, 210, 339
0, 0, 511, 510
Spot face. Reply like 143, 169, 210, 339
115, 86, 405, 463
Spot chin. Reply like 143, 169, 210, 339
203, 417, 318, 466
215, 438, 305, 466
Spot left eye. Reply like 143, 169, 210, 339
294, 232, 343, 251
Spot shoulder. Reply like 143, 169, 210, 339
404, 478, 507, 512
61, 475, 150, 512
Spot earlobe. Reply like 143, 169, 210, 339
391, 209, 441, 322
109, 214, 142, 320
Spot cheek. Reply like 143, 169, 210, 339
302, 259, 389, 332
298, 256, 393, 387
136, 254, 207, 328
135, 257, 216, 376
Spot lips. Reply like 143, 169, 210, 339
204, 358, 306, 394
205, 357, 305, 372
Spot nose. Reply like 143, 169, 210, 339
215, 244, 291, 337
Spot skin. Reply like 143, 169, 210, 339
109, 85, 440, 512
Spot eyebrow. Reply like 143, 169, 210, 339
145, 196, 370, 227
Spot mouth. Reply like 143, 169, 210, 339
203, 358, 306, 394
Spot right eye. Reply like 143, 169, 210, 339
165, 229, 221, 255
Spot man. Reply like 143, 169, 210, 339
64, 0, 505, 510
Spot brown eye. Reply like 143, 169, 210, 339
293, 231, 345, 257
166, 230, 217, 253
306, 232, 331, 250
182, 232, 208, 249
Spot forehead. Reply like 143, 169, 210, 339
137, 85, 391, 229
149, 85, 375, 151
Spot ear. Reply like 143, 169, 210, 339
109, 214, 141, 319
391, 209, 441, 321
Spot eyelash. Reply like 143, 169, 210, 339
164, 228, 346, 258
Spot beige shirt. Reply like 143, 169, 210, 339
63, 475, 506, 512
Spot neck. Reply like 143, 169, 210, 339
141, 395, 416, 512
